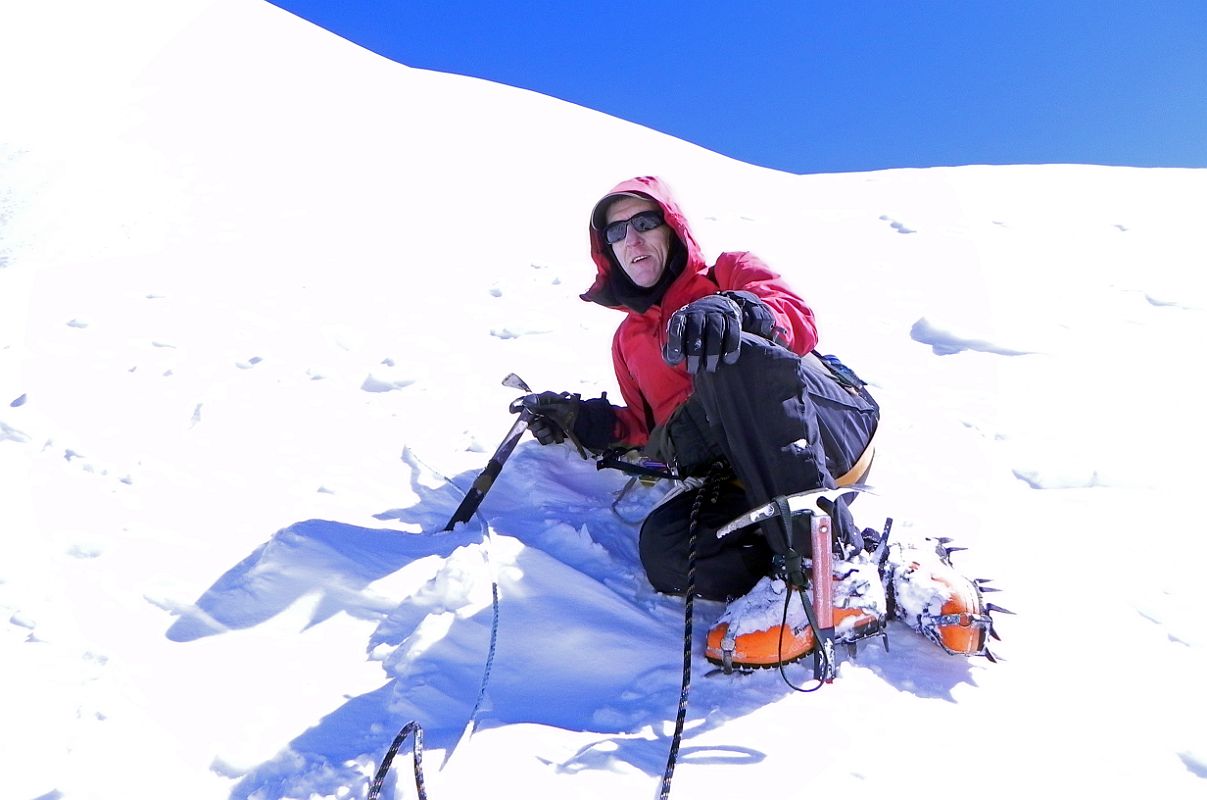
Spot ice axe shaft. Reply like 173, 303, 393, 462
443, 411, 531, 531
810, 511, 836, 683
443, 375, 534, 531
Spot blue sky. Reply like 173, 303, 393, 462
265, 1, 1206, 175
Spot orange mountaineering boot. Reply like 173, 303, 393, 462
705, 576, 815, 670
883, 537, 1011, 658
705, 552, 887, 670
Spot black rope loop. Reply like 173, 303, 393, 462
367, 720, 427, 800
772, 496, 830, 693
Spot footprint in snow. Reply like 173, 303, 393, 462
361, 374, 416, 393
879, 214, 916, 234
68, 543, 105, 559
1, 419, 30, 442
9, 611, 36, 630
490, 326, 550, 339
1145, 294, 1196, 310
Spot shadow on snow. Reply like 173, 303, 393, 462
160, 443, 977, 798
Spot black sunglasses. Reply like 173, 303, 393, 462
603, 210, 665, 245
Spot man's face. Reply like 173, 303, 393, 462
606, 196, 671, 288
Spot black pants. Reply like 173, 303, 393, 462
638, 335, 879, 601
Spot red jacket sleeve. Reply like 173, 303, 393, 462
609, 327, 655, 447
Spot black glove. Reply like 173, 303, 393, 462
522, 391, 617, 453
524, 391, 579, 446
719, 290, 778, 341
663, 294, 743, 374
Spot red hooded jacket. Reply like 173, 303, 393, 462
582, 176, 819, 448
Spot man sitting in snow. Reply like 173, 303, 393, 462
525, 176, 994, 668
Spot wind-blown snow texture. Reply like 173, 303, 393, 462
2, 1, 1206, 799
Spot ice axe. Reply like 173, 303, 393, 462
378, 375, 536, 788
442, 373, 535, 531
715, 484, 872, 539
717, 485, 871, 682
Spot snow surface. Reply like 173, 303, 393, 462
2, 1, 1206, 798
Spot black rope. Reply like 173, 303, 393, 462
367, 721, 427, 800
368, 454, 503, 800
658, 463, 726, 800
364, 456, 747, 800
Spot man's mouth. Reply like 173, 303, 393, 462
631, 255, 650, 264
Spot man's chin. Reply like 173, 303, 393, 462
629, 268, 665, 288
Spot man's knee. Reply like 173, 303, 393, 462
691, 334, 805, 414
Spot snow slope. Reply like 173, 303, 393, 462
2, 1, 1205, 798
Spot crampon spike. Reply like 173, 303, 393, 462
985, 603, 1015, 616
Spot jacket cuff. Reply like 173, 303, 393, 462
572, 397, 619, 451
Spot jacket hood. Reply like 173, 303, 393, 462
581, 176, 708, 312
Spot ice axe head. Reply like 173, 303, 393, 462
716, 484, 873, 540
502, 373, 532, 393
793, 485, 870, 516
